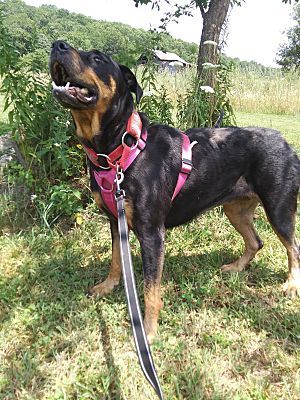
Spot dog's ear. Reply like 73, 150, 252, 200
119, 64, 143, 104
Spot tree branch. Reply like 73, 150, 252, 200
199, 3, 206, 17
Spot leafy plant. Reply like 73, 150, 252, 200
213, 58, 236, 126
177, 58, 236, 129
139, 33, 174, 125
276, 4, 300, 72
0, 10, 88, 227
176, 76, 210, 129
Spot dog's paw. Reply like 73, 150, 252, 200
144, 321, 158, 345
145, 329, 159, 345
221, 261, 245, 273
146, 332, 157, 345
87, 278, 119, 298
283, 278, 300, 298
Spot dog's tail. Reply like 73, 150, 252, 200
214, 109, 224, 128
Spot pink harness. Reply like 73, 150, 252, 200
83, 112, 194, 217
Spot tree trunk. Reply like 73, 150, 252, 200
197, 0, 231, 88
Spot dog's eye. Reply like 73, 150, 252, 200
94, 56, 103, 63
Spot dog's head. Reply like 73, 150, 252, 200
49, 41, 142, 139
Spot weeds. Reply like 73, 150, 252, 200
230, 68, 300, 115
0, 12, 89, 228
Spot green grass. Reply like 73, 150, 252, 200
0, 92, 11, 135
236, 112, 300, 154
230, 70, 300, 116
1, 113, 300, 399
150, 68, 300, 119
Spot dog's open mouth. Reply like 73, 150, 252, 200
51, 62, 97, 108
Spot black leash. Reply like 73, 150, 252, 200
115, 171, 164, 400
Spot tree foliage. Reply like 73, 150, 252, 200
134, 0, 299, 76
277, 4, 300, 71
0, 0, 198, 71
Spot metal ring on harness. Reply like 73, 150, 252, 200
122, 132, 139, 149
96, 153, 111, 170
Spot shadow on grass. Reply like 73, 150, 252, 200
1, 238, 295, 335
1, 232, 299, 397
0, 232, 124, 398
96, 305, 125, 400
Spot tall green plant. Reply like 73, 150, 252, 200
176, 77, 210, 129
213, 58, 236, 126
177, 58, 236, 129
0, 11, 86, 227
139, 33, 174, 125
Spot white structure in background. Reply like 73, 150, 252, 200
138, 50, 191, 73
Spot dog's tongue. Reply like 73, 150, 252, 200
68, 87, 77, 96
68, 85, 92, 103
77, 93, 91, 103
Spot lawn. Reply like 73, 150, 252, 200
236, 112, 300, 152
1, 113, 300, 399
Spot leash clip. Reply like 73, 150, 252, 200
115, 165, 125, 198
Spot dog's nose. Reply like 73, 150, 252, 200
52, 40, 70, 52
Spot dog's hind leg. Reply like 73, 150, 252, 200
136, 225, 165, 344
88, 219, 121, 297
281, 237, 299, 297
262, 196, 300, 297
221, 196, 263, 273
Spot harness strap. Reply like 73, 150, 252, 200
126, 110, 143, 140
83, 111, 143, 169
171, 132, 194, 201
93, 131, 148, 217
115, 188, 164, 400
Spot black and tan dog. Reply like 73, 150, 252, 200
50, 41, 300, 343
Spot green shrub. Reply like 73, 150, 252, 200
0, 11, 88, 227
177, 59, 236, 129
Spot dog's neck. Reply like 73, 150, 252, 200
72, 92, 135, 153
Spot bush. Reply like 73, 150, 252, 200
0, 11, 88, 227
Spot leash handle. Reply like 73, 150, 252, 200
115, 184, 164, 400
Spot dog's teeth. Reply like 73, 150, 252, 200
52, 80, 93, 102
52, 81, 66, 92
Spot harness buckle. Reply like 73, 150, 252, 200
115, 165, 124, 187
181, 158, 193, 175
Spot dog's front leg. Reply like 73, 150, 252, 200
88, 218, 121, 297
136, 225, 165, 344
